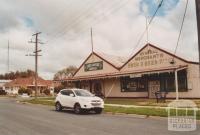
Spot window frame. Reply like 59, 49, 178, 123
120, 77, 147, 92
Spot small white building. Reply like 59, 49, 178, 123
4, 77, 54, 95
0, 80, 12, 91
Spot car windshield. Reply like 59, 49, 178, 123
74, 90, 93, 97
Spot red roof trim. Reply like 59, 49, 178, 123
73, 43, 199, 77
120, 43, 199, 69
73, 52, 120, 77
93, 52, 120, 69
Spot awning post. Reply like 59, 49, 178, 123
175, 69, 179, 100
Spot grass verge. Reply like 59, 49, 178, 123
104, 98, 200, 108
21, 98, 200, 120
105, 105, 200, 120
22, 98, 55, 106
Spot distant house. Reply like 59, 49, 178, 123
4, 76, 54, 95
0, 80, 12, 91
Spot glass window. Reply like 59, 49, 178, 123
74, 90, 93, 97
178, 70, 188, 91
165, 74, 175, 92
121, 77, 147, 92
159, 70, 188, 92
61, 90, 74, 96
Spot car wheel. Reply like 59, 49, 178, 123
55, 102, 62, 111
74, 103, 82, 114
95, 108, 103, 114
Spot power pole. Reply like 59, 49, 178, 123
7, 40, 10, 72
196, 0, 200, 77
28, 32, 43, 98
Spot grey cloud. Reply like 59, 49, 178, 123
0, 0, 198, 79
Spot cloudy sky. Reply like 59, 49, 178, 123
0, 0, 198, 79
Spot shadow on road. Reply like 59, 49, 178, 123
50, 109, 101, 116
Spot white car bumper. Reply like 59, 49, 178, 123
80, 102, 104, 109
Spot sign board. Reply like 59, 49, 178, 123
128, 49, 170, 69
84, 61, 103, 72
130, 74, 142, 78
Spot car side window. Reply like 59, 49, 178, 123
60, 90, 69, 96
60, 90, 74, 96
68, 90, 75, 96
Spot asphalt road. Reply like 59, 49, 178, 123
0, 98, 199, 135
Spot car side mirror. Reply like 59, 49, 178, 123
69, 93, 75, 97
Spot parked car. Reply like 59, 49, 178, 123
55, 89, 104, 114
20, 93, 30, 98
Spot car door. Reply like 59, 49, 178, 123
67, 90, 76, 108
60, 90, 70, 107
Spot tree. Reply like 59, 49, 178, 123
0, 69, 35, 80
54, 66, 77, 80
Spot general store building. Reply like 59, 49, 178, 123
66, 44, 200, 98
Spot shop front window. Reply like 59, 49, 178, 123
160, 69, 188, 92
121, 77, 147, 92
178, 70, 188, 91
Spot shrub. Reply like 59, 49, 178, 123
18, 88, 32, 95
0, 90, 6, 95
54, 85, 65, 94
43, 89, 50, 95
18, 87, 26, 95
26, 89, 32, 95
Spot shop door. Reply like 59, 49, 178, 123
93, 82, 103, 97
148, 80, 160, 98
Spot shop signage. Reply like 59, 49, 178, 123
84, 61, 103, 72
130, 73, 142, 78
128, 49, 169, 68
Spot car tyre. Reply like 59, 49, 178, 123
74, 103, 82, 114
55, 102, 62, 111
94, 108, 103, 114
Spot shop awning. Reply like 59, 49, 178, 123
65, 65, 188, 81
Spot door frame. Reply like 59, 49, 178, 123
148, 80, 161, 98
92, 80, 103, 97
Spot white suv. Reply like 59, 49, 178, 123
55, 89, 104, 114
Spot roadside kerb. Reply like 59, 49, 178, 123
105, 104, 200, 110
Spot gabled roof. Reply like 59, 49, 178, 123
73, 52, 124, 76
120, 43, 199, 69
96, 52, 128, 68
73, 43, 199, 78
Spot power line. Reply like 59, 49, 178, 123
129, 0, 164, 57
172, 0, 189, 63
46, 0, 109, 39
45, 0, 95, 36
47, 0, 131, 44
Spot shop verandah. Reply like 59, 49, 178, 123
66, 67, 188, 99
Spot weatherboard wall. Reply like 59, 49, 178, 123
103, 78, 148, 98
120, 45, 187, 72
